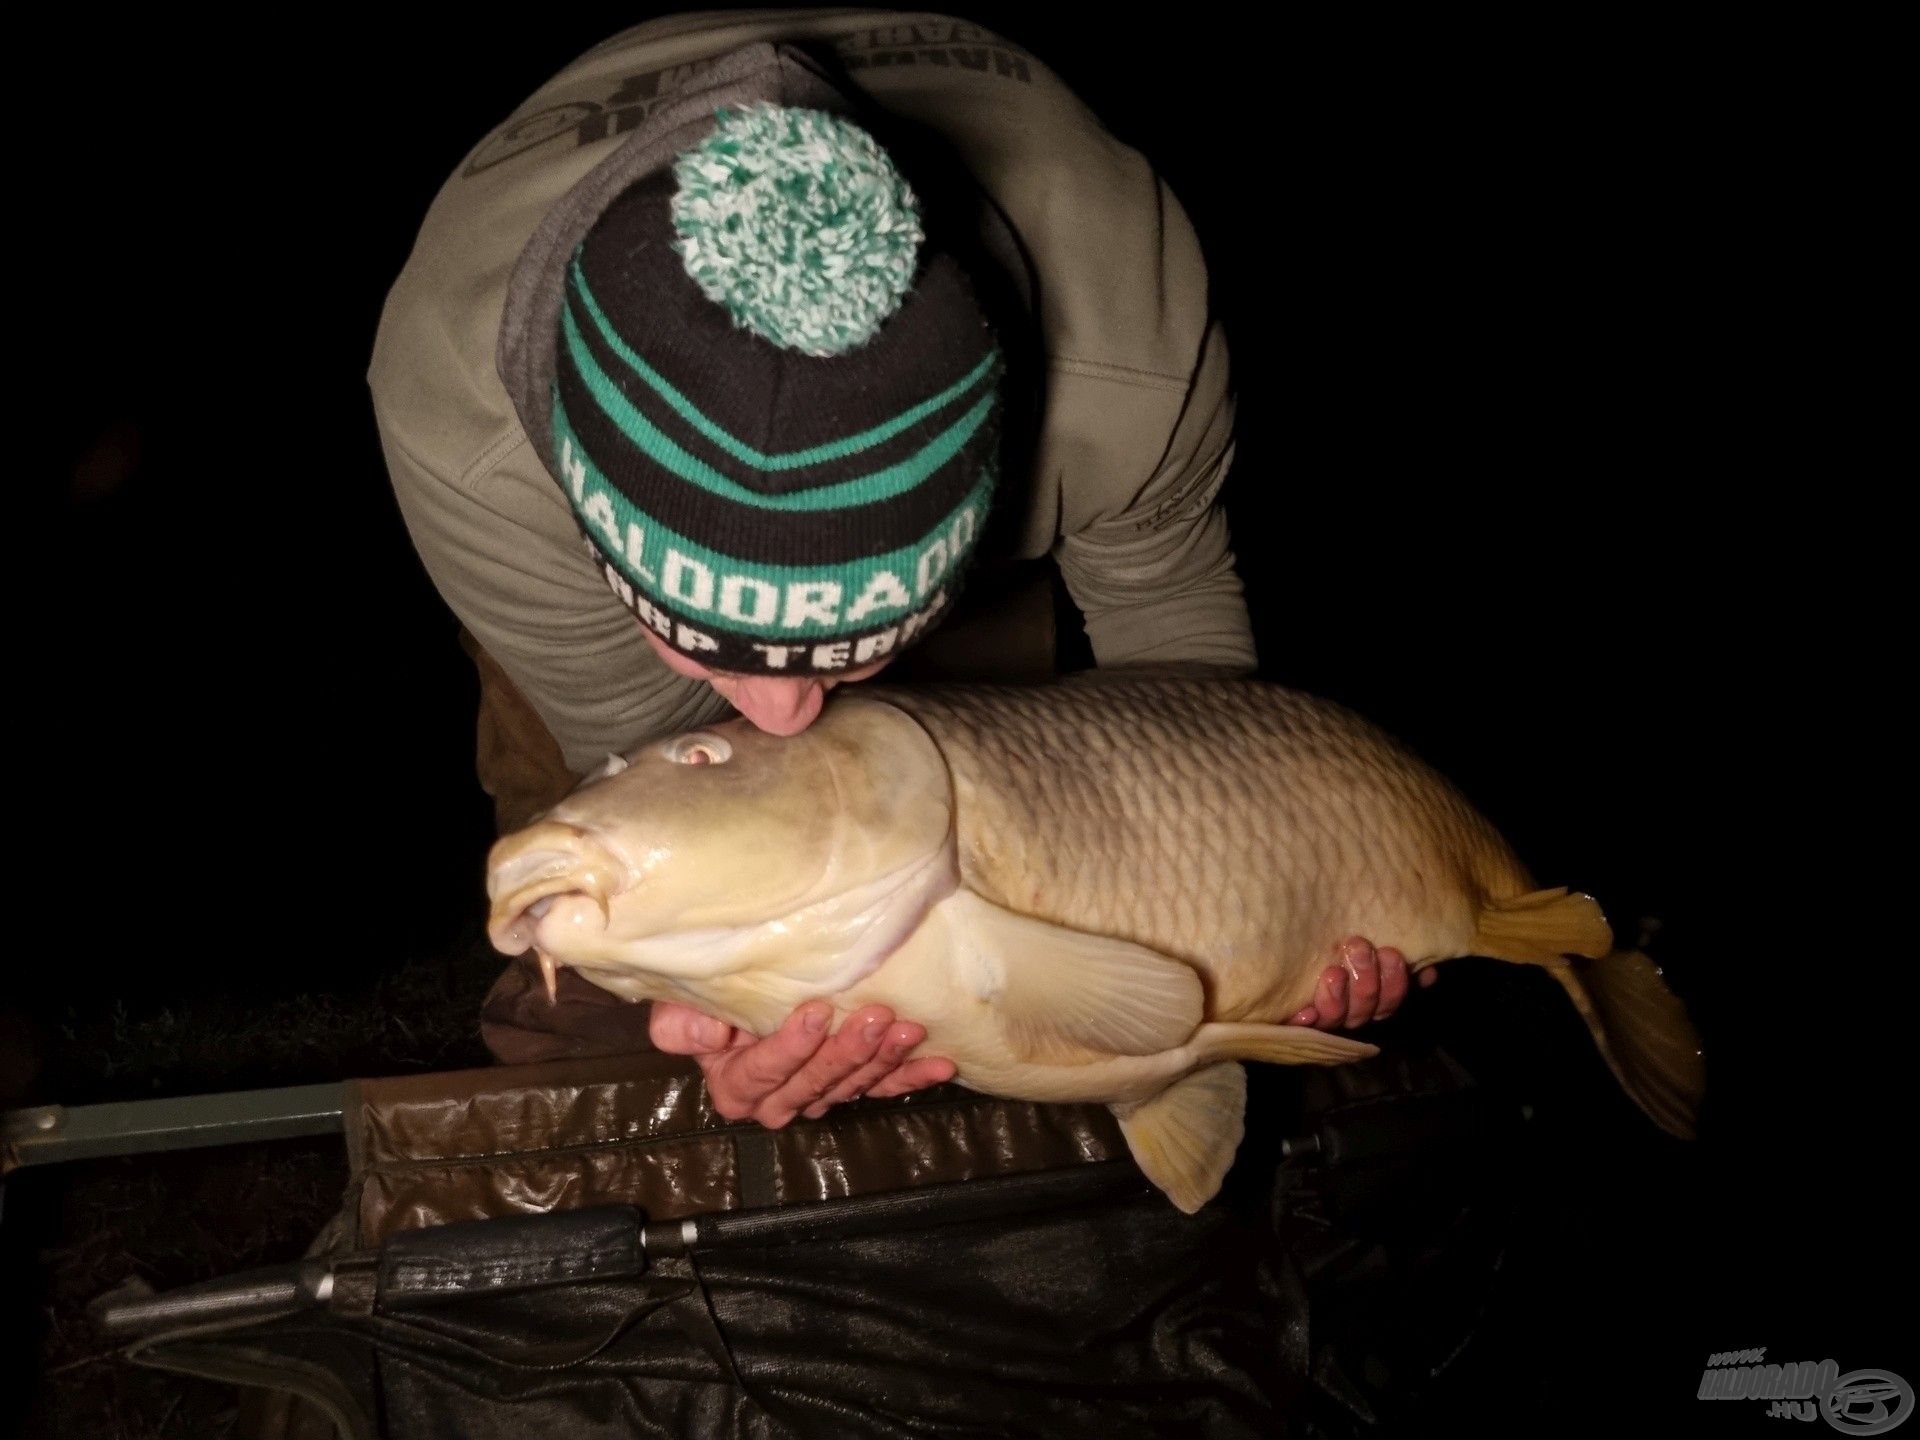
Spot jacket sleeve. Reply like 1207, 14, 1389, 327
372, 405, 734, 778
1050, 315, 1258, 676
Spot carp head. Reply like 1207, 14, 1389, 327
484, 697, 955, 1007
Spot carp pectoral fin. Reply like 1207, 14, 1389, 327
1111, 1062, 1246, 1215
946, 892, 1204, 1062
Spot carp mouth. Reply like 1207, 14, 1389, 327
486, 822, 629, 968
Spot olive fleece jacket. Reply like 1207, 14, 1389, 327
370, 10, 1256, 779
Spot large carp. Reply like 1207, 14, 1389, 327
487, 675, 1704, 1212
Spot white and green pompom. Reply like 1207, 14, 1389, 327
670, 104, 924, 357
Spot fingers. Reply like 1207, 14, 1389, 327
1336, 938, 1383, 1027
702, 1002, 953, 1129
649, 999, 735, 1054
699, 1001, 838, 1124
1305, 963, 1349, 1031
1292, 940, 1429, 1030
1373, 947, 1410, 1020
800, 1020, 937, 1119
754, 1005, 899, 1127
863, 1055, 958, 1100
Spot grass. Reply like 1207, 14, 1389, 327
6, 927, 501, 1438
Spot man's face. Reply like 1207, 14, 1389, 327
640, 627, 894, 736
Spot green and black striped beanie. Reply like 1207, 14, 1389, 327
552, 102, 1004, 677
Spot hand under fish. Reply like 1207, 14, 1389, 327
647, 939, 1437, 1128
488, 675, 1704, 1212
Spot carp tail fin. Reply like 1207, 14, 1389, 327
1548, 950, 1705, 1140
1473, 888, 1702, 1139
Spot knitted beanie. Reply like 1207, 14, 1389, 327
552, 102, 1003, 677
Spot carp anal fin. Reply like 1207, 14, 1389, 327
1111, 1062, 1247, 1214
1191, 1020, 1379, 1066
945, 892, 1204, 1062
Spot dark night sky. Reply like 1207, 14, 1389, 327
44, 10, 1776, 978
32, 4, 1904, 1418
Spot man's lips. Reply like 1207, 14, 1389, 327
720, 674, 827, 734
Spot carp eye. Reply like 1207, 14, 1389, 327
665, 733, 732, 766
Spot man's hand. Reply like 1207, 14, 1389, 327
649, 999, 956, 1127
651, 936, 1426, 1126
1286, 937, 1439, 1030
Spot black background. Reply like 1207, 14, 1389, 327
27, 5, 1906, 1431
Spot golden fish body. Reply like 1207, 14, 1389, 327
886, 679, 1511, 1023
488, 675, 1703, 1211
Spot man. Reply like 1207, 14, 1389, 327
371, 11, 1430, 1128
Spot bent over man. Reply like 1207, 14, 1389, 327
370, 11, 1429, 1123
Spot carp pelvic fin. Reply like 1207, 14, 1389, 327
944, 892, 1204, 1063
1111, 1062, 1247, 1214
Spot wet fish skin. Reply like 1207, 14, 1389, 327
873, 677, 1518, 1026
487, 674, 1704, 1212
